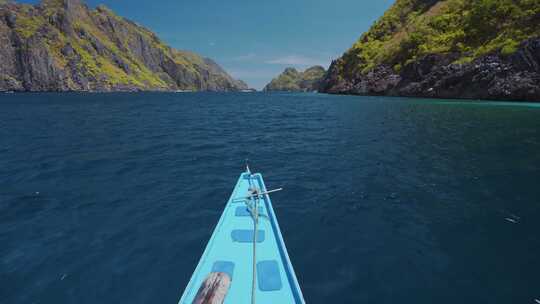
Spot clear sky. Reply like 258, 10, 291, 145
22, 0, 395, 89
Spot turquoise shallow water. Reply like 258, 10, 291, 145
1, 92, 539, 303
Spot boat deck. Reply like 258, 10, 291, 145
179, 172, 304, 304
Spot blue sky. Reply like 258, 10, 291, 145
24, 0, 395, 89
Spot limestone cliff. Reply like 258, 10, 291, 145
320, 0, 540, 101
0, 0, 248, 92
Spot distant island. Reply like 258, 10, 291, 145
0, 0, 249, 92
263, 66, 326, 92
320, 0, 540, 101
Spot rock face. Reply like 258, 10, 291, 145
320, 0, 540, 101
0, 0, 248, 92
263, 66, 326, 92
322, 39, 540, 100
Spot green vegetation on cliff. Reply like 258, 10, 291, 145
338, 0, 540, 76
0, 0, 247, 92
264, 66, 326, 92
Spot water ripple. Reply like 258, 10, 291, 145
0, 92, 539, 304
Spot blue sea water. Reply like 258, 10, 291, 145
1, 92, 539, 304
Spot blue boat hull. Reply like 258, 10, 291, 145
179, 171, 305, 304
